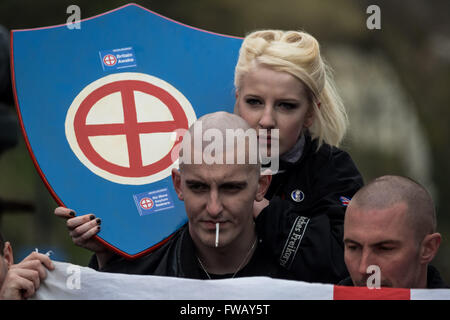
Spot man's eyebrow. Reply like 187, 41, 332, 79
372, 240, 401, 247
343, 239, 401, 246
343, 239, 360, 246
219, 181, 248, 188
185, 179, 207, 185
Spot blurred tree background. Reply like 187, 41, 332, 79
0, 0, 449, 283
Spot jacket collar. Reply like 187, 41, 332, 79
277, 131, 316, 172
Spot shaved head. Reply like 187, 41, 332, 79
178, 111, 260, 174
344, 175, 441, 288
191, 111, 252, 135
350, 175, 436, 241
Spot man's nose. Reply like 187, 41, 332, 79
358, 249, 375, 276
206, 189, 223, 217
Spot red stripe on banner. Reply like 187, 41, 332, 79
333, 285, 411, 300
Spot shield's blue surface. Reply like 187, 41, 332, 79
11, 3, 243, 258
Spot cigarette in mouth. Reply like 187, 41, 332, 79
215, 222, 220, 247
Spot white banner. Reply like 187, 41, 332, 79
32, 261, 450, 300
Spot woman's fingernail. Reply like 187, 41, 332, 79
96, 218, 101, 225
69, 211, 75, 217
90, 215, 95, 220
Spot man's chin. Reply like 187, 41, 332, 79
353, 280, 393, 288
197, 232, 230, 249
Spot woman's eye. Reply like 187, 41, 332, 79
278, 102, 298, 110
245, 98, 262, 106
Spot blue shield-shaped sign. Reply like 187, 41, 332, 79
11, 3, 243, 258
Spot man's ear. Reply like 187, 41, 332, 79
171, 168, 184, 201
255, 174, 272, 202
2, 241, 14, 267
420, 233, 441, 265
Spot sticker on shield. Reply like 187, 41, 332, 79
65, 72, 195, 185
11, 3, 243, 258
99, 47, 137, 71
134, 188, 175, 216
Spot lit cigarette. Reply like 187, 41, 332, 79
215, 223, 220, 247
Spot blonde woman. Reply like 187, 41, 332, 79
235, 30, 364, 283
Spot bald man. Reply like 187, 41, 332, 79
340, 175, 447, 288
56, 111, 349, 283
57, 112, 294, 279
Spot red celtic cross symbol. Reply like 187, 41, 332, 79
73, 80, 189, 178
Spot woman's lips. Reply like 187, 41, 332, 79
258, 135, 277, 146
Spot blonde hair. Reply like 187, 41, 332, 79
234, 30, 348, 148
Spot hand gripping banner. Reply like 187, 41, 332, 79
11, 3, 243, 258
